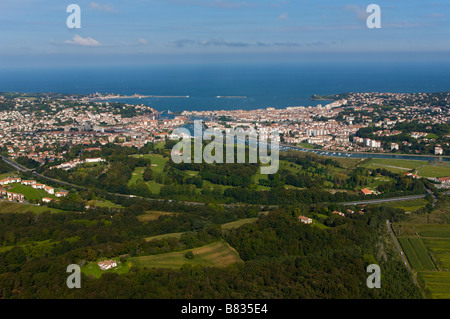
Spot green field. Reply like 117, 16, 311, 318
7, 183, 57, 201
128, 241, 243, 269
361, 158, 450, 178
362, 158, 420, 173
399, 238, 424, 270
297, 142, 320, 150
88, 199, 123, 209
0, 200, 62, 214
0, 237, 79, 255
423, 238, 450, 254
423, 238, 450, 269
129, 167, 164, 194
415, 224, 450, 238
145, 232, 185, 241
375, 198, 428, 213
419, 271, 450, 299
399, 237, 435, 270
221, 218, 259, 231
130, 153, 168, 174
408, 238, 436, 269
128, 154, 169, 194
0, 173, 13, 180
81, 260, 130, 279
417, 164, 450, 178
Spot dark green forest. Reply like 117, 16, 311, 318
0, 199, 422, 299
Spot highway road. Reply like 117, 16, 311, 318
386, 220, 418, 286
342, 191, 450, 206
1, 155, 448, 209
342, 194, 428, 206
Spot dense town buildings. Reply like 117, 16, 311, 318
0, 92, 448, 164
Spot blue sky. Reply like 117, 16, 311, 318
0, 0, 449, 66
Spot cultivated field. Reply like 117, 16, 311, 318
221, 218, 259, 231
137, 210, 178, 222
128, 241, 243, 269
395, 221, 450, 298
415, 224, 450, 238
145, 232, 185, 241
423, 238, 450, 269
376, 198, 428, 213
419, 272, 450, 299
0, 201, 62, 214
399, 237, 435, 270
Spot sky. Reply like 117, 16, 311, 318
0, 0, 449, 66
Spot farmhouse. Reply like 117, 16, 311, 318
298, 216, 312, 224
32, 183, 45, 189
438, 177, 450, 185
21, 180, 36, 186
332, 211, 345, 217
98, 260, 117, 271
44, 186, 55, 195
42, 197, 53, 203
361, 188, 373, 196
55, 191, 68, 197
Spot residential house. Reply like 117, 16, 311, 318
298, 216, 313, 224
98, 260, 118, 271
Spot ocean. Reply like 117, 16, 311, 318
1, 61, 450, 112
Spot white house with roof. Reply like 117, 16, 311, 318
298, 216, 313, 224
55, 191, 68, 198
44, 186, 55, 195
32, 183, 45, 189
98, 260, 118, 271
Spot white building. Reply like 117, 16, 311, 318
44, 186, 55, 195
298, 216, 312, 224
84, 158, 105, 164
98, 260, 118, 271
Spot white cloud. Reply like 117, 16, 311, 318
90, 2, 114, 12
278, 13, 288, 20
344, 5, 368, 21
65, 34, 101, 47
139, 38, 147, 45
